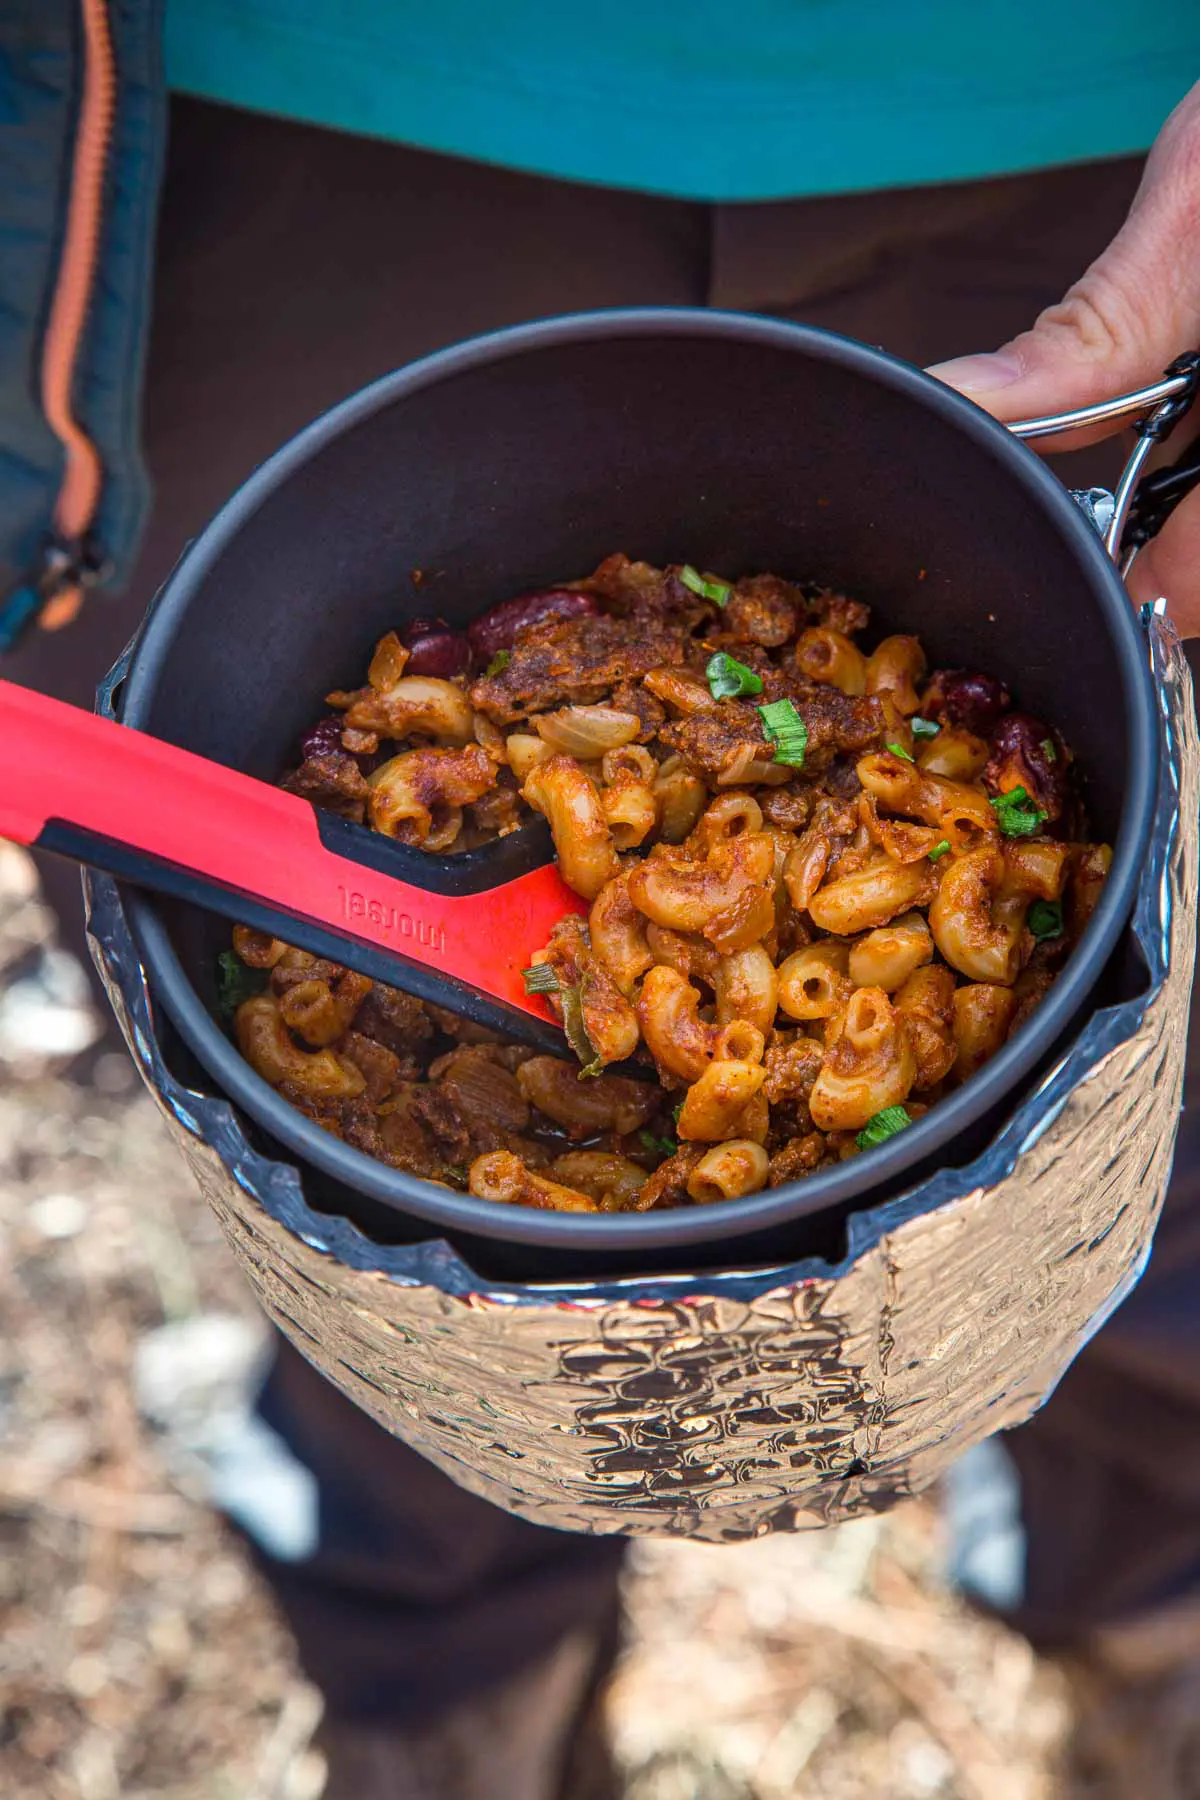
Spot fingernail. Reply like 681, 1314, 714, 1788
927, 351, 1023, 395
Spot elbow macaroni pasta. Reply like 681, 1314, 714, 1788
687, 1140, 770, 1204
226, 554, 1104, 1213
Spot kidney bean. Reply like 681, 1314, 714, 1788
925, 668, 1011, 737
984, 713, 1068, 818
467, 589, 597, 665
299, 713, 384, 775
397, 616, 471, 678
398, 615, 443, 640
299, 715, 347, 762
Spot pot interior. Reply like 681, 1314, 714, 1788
120, 312, 1156, 1276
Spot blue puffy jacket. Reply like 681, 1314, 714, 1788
0, 0, 164, 651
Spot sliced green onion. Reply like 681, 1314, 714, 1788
559, 976, 603, 1077
485, 649, 511, 677
856, 1105, 912, 1151
1040, 737, 1058, 762
522, 963, 560, 995
1028, 899, 1064, 942
990, 785, 1048, 838
680, 564, 732, 607
525, 963, 601, 1076
672, 1100, 684, 1126
911, 716, 940, 740
887, 741, 915, 762
216, 950, 267, 1020
638, 1129, 677, 1158
705, 651, 763, 701
756, 698, 808, 768
928, 840, 951, 862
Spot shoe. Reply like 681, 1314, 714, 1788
317, 1628, 620, 1800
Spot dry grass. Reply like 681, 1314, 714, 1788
0, 845, 1074, 1799
614, 1512, 1068, 1800
0, 1059, 320, 1800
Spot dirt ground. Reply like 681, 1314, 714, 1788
0, 844, 1077, 1800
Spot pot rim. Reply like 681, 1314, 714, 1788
120, 307, 1158, 1251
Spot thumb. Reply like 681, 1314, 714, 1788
928, 84, 1200, 437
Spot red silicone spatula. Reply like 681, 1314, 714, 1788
0, 679, 585, 1054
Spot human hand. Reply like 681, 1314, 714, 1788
929, 81, 1200, 635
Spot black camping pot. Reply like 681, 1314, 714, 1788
117, 309, 1165, 1281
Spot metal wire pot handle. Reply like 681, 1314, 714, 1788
1009, 351, 1200, 573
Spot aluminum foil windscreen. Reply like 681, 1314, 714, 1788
87, 619, 1197, 1540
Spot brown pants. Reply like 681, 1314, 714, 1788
9, 98, 1139, 960
19, 99, 1200, 1719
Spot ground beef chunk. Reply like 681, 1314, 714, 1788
610, 679, 667, 742
762, 675, 884, 764
660, 685, 882, 784
395, 1049, 551, 1164
469, 614, 689, 723
409, 1084, 474, 1163
763, 1033, 824, 1108
724, 574, 801, 646
820, 754, 867, 801
277, 1084, 453, 1183
693, 637, 776, 683
276, 1084, 349, 1138
767, 1133, 831, 1186
342, 1105, 404, 1165
353, 987, 435, 1060
469, 769, 523, 836
763, 1034, 824, 1140
340, 1031, 404, 1104
808, 590, 871, 636
580, 553, 703, 621
657, 702, 767, 786
371, 1095, 459, 1181
760, 784, 815, 831
627, 1145, 704, 1211
280, 748, 370, 822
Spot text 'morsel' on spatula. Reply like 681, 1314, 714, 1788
0, 678, 586, 1057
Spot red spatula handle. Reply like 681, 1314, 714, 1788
0, 680, 582, 1034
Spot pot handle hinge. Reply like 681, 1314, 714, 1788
1009, 352, 1200, 575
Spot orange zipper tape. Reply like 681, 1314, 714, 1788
38, 0, 117, 632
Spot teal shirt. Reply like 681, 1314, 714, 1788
165, 2, 1199, 202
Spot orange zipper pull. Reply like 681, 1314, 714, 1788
34, 0, 118, 638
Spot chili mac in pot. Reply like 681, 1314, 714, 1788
117, 312, 1157, 1272
221, 554, 1106, 1225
